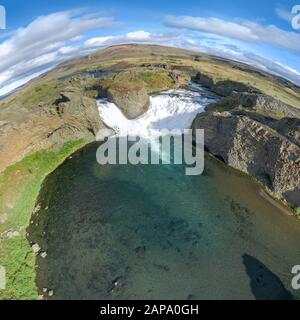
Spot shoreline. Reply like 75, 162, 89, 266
0, 139, 90, 299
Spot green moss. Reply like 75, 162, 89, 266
295, 208, 300, 218
0, 236, 37, 300
0, 139, 88, 300
128, 71, 176, 93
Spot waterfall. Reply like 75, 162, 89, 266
97, 83, 218, 138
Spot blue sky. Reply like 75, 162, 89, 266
0, 0, 299, 95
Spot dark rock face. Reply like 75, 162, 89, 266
107, 85, 150, 119
273, 118, 300, 147
193, 111, 300, 207
194, 72, 260, 96
232, 92, 300, 119
0, 87, 105, 173
105, 69, 189, 119
194, 73, 214, 89
213, 80, 260, 97
193, 71, 300, 209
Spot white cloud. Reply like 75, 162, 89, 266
0, 68, 52, 97
206, 45, 300, 85
172, 36, 300, 85
0, 21, 178, 96
0, 10, 300, 97
84, 36, 114, 47
165, 15, 300, 53
126, 30, 151, 39
84, 30, 176, 49
0, 10, 117, 96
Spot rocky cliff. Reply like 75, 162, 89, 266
0, 87, 105, 173
193, 73, 300, 210
194, 72, 300, 119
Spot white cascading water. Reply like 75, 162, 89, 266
97, 83, 217, 137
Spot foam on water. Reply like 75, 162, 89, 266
97, 83, 217, 137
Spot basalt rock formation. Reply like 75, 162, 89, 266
193, 73, 300, 209
194, 72, 300, 119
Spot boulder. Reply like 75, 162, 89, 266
107, 84, 150, 119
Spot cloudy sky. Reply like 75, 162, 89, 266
0, 0, 299, 96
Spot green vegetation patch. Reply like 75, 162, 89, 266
99, 69, 176, 95
0, 80, 67, 111
0, 139, 88, 300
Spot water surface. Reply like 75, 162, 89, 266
28, 144, 300, 300
28, 84, 300, 300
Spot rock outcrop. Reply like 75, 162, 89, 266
169, 70, 190, 87
194, 72, 300, 119
193, 111, 300, 208
231, 92, 300, 119
194, 73, 260, 95
193, 72, 300, 209
107, 84, 150, 119
0, 87, 104, 173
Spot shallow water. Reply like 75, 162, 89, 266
28, 84, 300, 300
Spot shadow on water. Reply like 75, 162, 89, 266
243, 254, 293, 300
